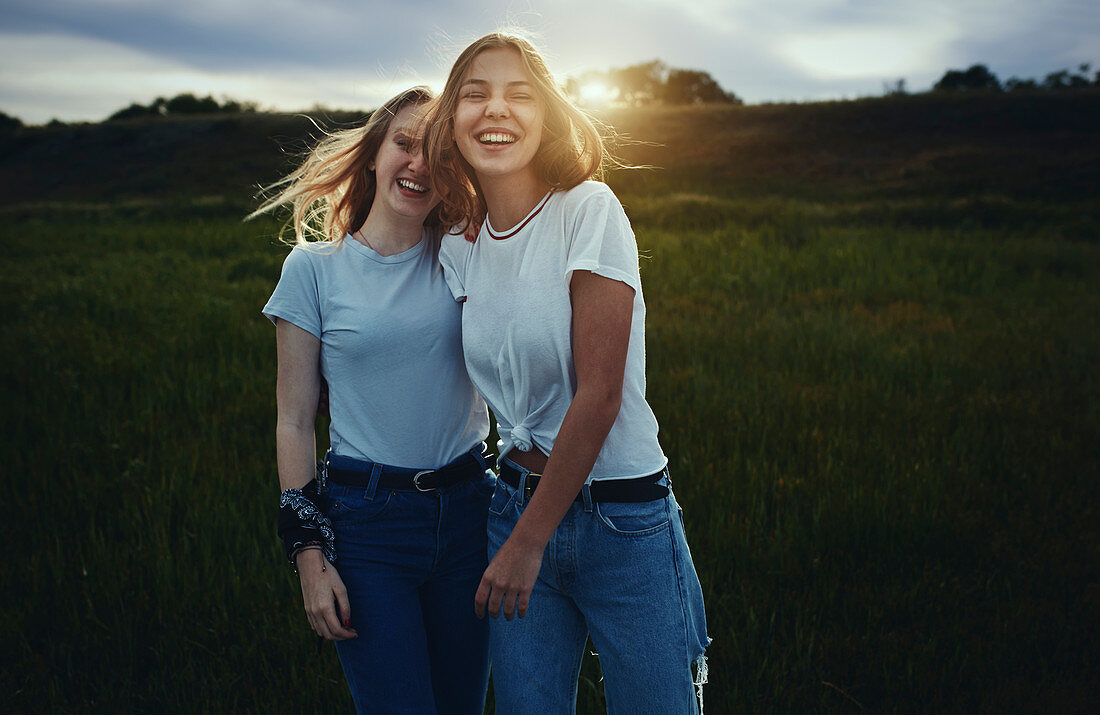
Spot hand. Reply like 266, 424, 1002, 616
474, 535, 544, 620
296, 548, 357, 641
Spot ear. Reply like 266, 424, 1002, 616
367, 160, 376, 172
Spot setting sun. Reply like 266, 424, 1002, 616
579, 80, 615, 105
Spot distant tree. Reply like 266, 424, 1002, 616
883, 78, 907, 96
611, 60, 666, 105
663, 69, 740, 104
934, 64, 1002, 92
165, 93, 220, 114
1042, 64, 1093, 90
108, 102, 158, 121
0, 110, 22, 134
1004, 76, 1038, 91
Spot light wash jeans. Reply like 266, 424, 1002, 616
325, 452, 495, 714
487, 456, 710, 714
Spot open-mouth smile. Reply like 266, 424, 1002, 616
477, 132, 517, 145
397, 178, 428, 194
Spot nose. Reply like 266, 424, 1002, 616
407, 147, 427, 174
485, 94, 509, 119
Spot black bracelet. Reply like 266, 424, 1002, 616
278, 477, 336, 568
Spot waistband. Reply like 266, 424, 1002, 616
323, 445, 494, 492
499, 460, 669, 503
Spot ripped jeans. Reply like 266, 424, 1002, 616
488, 457, 710, 714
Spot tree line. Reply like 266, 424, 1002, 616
107, 93, 259, 121
3, 59, 1098, 130
566, 60, 741, 105
930, 63, 1099, 93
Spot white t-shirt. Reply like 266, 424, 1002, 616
263, 232, 489, 468
439, 181, 667, 482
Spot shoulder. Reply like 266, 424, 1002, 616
284, 239, 343, 266
439, 230, 474, 260
556, 180, 620, 212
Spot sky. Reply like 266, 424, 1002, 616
2, 0, 1098, 124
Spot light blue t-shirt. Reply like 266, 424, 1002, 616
263, 232, 488, 468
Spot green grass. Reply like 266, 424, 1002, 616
1, 189, 1095, 712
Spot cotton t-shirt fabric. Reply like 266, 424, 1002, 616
263, 232, 488, 468
438, 181, 667, 482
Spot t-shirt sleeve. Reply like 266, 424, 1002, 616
438, 233, 469, 302
262, 246, 322, 337
564, 185, 641, 294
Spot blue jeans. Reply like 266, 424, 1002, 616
487, 457, 710, 714
324, 454, 495, 714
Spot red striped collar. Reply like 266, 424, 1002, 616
486, 190, 555, 240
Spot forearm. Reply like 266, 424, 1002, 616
507, 387, 622, 548
276, 421, 318, 492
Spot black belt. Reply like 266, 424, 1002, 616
325, 448, 494, 492
499, 462, 669, 503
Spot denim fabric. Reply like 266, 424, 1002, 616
487, 457, 710, 714
325, 465, 495, 714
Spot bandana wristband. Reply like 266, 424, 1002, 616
278, 478, 337, 568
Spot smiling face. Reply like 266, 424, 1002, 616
369, 102, 439, 226
453, 47, 546, 190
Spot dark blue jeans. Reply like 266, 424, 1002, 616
325, 459, 494, 714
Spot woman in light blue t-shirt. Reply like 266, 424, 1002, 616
252, 87, 492, 714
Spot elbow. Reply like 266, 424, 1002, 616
582, 383, 623, 426
276, 413, 316, 439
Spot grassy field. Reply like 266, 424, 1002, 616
1, 94, 1098, 712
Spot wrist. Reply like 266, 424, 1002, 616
293, 545, 325, 572
506, 521, 551, 553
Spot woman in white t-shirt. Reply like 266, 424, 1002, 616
423, 34, 710, 713
253, 87, 493, 714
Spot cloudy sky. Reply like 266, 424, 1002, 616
2, 0, 1097, 124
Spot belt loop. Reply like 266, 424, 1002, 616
365, 462, 382, 500
581, 483, 593, 513
516, 468, 528, 506
472, 443, 488, 472
319, 451, 331, 494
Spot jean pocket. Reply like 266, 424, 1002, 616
326, 485, 395, 526
487, 479, 518, 517
595, 497, 672, 536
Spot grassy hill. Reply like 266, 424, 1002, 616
1, 93, 1097, 712
2, 91, 1098, 207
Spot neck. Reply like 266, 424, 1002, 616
353, 206, 424, 256
479, 172, 552, 234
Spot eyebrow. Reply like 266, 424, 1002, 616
460, 78, 534, 88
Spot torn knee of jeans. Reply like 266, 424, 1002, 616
692, 652, 709, 713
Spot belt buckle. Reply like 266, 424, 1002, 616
413, 470, 436, 492
524, 472, 541, 500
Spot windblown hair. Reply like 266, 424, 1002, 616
422, 32, 609, 231
251, 86, 439, 244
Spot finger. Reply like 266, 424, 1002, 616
474, 578, 491, 619
321, 604, 356, 641
516, 590, 531, 619
334, 585, 353, 632
501, 590, 517, 621
487, 584, 504, 619
311, 611, 335, 641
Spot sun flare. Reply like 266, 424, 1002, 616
579, 80, 614, 105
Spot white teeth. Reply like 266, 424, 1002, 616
478, 132, 516, 145
397, 178, 427, 193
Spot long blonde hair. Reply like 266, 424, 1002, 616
422, 32, 607, 232
252, 86, 439, 244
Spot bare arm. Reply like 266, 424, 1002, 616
475, 270, 635, 619
275, 319, 356, 640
